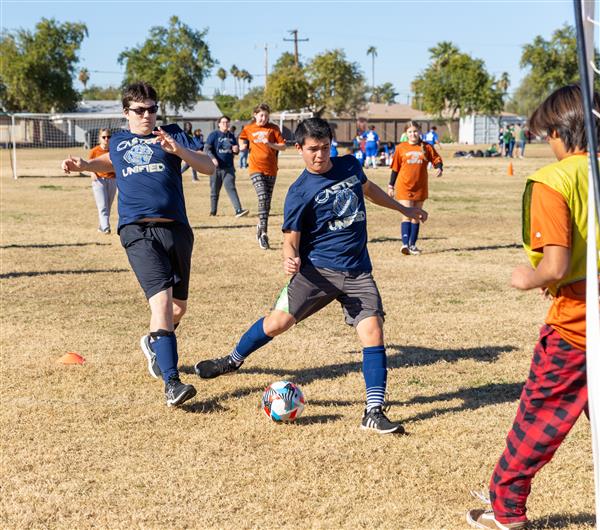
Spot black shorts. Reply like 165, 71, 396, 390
273, 265, 385, 326
119, 222, 194, 300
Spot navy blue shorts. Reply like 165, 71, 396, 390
119, 221, 194, 300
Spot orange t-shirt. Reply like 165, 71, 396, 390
238, 122, 285, 176
530, 182, 586, 350
89, 145, 115, 178
390, 142, 441, 201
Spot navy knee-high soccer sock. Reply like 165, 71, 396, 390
230, 317, 273, 365
401, 222, 411, 246
150, 330, 178, 383
363, 345, 387, 411
409, 222, 420, 247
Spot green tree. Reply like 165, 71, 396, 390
233, 87, 265, 120
370, 82, 398, 104
78, 68, 90, 90
411, 43, 505, 138
118, 16, 214, 116
507, 24, 599, 116
230, 65, 240, 97
0, 18, 88, 112
81, 85, 121, 100
306, 49, 367, 117
366, 46, 377, 88
265, 52, 309, 111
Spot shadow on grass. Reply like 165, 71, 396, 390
191, 223, 255, 231
208, 345, 517, 387
428, 243, 521, 254
369, 236, 447, 244
392, 382, 524, 423
1, 242, 111, 249
530, 512, 596, 528
1, 268, 129, 279
294, 414, 343, 425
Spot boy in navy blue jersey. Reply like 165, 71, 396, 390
195, 118, 428, 433
204, 115, 248, 217
62, 81, 214, 407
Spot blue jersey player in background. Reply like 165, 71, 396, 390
62, 82, 214, 408
195, 118, 428, 433
362, 126, 380, 169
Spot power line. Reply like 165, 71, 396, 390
283, 29, 308, 67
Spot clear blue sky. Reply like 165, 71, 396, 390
1, 0, 596, 102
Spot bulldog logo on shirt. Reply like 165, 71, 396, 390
332, 188, 358, 217
124, 143, 153, 166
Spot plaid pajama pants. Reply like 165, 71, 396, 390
489, 324, 588, 524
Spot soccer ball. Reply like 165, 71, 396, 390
261, 381, 305, 423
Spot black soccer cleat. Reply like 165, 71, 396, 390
361, 406, 405, 434
165, 376, 197, 407
194, 355, 241, 379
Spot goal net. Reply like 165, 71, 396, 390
2, 112, 126, 179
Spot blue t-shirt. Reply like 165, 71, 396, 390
110, 124, 196, 231
205, 130, 237, 169
424, 130, 439, 146
362, 130, 379, 148
282, 155, 371, 272
330, 140, 338, 158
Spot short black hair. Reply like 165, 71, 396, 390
295, 118, 333, 146
219, 115, 231, 122
122, 81, 158, 109
529, 84, 600, 152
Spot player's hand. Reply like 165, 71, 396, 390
511, 265, 535, 290
153, 127, 181, 155
61, 155, 87, 174
435, 168, 443, 178
211, 158, 218, 167
404, 207, 428, 223
387, 185, 395, 198
232, 145, 239, 154
283, 256, 301, 275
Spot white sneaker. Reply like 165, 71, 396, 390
401, 244, 410, 255
466, 509, 527, 529
408, 245, 422, 255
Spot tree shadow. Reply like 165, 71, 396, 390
391, 382, 524, 423
191, 223, 256, 231
369, 236, 447, 244
179, 383, 266, 414
1, 268, 129, 279
429, 243, 521, 254
228, 344, 516, 386
1, 242, 111, 249
293, 414, 343, 425
530, 512, 596, 528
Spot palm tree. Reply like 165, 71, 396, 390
366, 46, 377, 89
429, 41, 459, 70
217, 67, 227, 93
240, 70, 253, 97
78, 68, 90, 91
230, 65, 239, 97
497, 72, 510, 95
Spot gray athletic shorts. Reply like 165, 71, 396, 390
273, 266, 385, 327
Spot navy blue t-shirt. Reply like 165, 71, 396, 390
205, 130, 237, 169
282, 155, 372, 273
109, 124, 195, 231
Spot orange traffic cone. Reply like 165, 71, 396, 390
57, 352, 85, 365
507, 162, 514, 176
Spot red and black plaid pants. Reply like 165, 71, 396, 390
489, 324, 588, 524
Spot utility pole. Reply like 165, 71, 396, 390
283, 29, 308, 67
264, 43, 269, 91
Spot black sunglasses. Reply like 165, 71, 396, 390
127, 105, 159, 116
101, 135, 111, 139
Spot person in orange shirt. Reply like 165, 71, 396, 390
238, 103, 286, 250
467, 84, 599, 529
89, 128, 116, 234
387, 121, 442, 254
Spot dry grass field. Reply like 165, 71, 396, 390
0, 144, 595, 529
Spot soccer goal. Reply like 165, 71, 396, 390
573, 0, 600, 522
2, 112, 126, 179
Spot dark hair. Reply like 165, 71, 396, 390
253, 103, 271, 116
529, 84, 600, 152
294, 118, 333, 146
431, 126, 437, 131
122, 81, 158, 109
184, 121, 193, 133
219, 115, 231, 122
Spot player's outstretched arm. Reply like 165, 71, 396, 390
362, 180, 428, 222
154, 127, 214, 175
282, 230, 301, 275
61, 153, 113, 174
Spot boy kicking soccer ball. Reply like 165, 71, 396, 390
195, 118, 427, 433
467, 84, 599, 528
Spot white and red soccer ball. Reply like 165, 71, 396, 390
261, 381, 305, 423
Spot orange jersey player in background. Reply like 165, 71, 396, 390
388, 121, 443, 255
